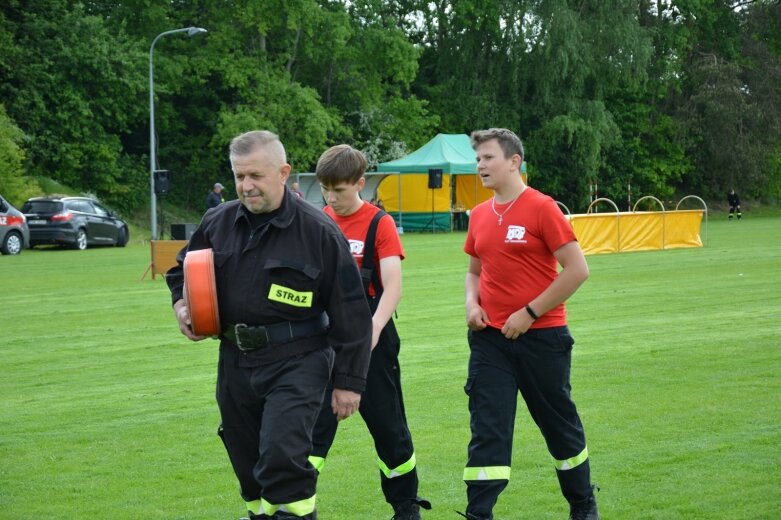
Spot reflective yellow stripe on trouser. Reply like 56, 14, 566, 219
378, 452, 416, 478
553, 446, 589, 471
308, 455, 326, 473
463, 466, 511, 481
246, 495, 317, 517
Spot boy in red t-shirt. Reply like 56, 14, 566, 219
310, 145, 429, 520
461, 129, 599, 520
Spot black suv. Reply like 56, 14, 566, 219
22, 196, 129, 250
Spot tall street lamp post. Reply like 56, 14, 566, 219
149, 26, 207, 240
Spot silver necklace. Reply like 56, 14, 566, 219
491, 191, 523, 225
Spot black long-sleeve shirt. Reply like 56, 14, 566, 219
166, 190, 372, 392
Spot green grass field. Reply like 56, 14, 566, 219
1, 214, 779, 519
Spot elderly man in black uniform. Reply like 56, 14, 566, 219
166, 130, 372, 520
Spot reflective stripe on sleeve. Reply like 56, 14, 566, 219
378, 452, 416, 478
554, 446, 589, 471
463, 466, 511, 481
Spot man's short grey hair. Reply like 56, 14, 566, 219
470, 128, 524, 161
229, 130, 287, 164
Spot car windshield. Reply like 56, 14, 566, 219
23, 201, 63, 213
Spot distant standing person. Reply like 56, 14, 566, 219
206, 182, 225, 209
290, 181, 304, 198
311, 144, 430, 520
728, 189, 742, 220
461, 128, 599, 520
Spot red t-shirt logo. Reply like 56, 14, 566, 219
349, 239, 365, 257
505, 225, 526, 243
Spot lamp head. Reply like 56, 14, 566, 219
187, 27, 208, 36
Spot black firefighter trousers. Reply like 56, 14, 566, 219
310, 318, 420, 509
216, 342, 334, 519
464, 326, 594, 518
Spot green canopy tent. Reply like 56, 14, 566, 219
376, 134, 494, 231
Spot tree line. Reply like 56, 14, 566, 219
1, 0, 780, 216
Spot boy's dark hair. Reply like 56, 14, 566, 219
315, 144, 367, 186
470, 128, 524, 161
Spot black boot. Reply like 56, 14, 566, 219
568, 494, 599, 520
391, 496, 432, 519
391, 502, 421, 520
456, 511, 492, 520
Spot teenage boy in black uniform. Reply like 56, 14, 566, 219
310, 145, 430, 520
166, 131, 372, 520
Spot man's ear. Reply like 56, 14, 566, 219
280, 163, 292, 183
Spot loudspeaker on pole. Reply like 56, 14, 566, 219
428, 168, 443, 189
154, 169, 170, 195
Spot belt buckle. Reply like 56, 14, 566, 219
234, 323, 270, 352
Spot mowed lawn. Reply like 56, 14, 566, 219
1, 213, 779, 519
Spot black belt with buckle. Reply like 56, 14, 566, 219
222, 312, 329, 352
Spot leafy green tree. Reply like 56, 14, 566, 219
601, 89, 691, 208
3, 0, 780, 217
114, 0, 433, 211
290, 0, 436, 161
0, 1, 148, 213
0, 104, 40, 206
664, 0, 781, 200
411, 1, 654, 210
527, 102, 622, 211
211, 76, 342, 170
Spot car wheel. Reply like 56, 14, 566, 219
73, 228, 88, 250
116, 227, 128, 247
1, 231, 23, 255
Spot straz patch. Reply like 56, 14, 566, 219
268, 283, 313, 308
